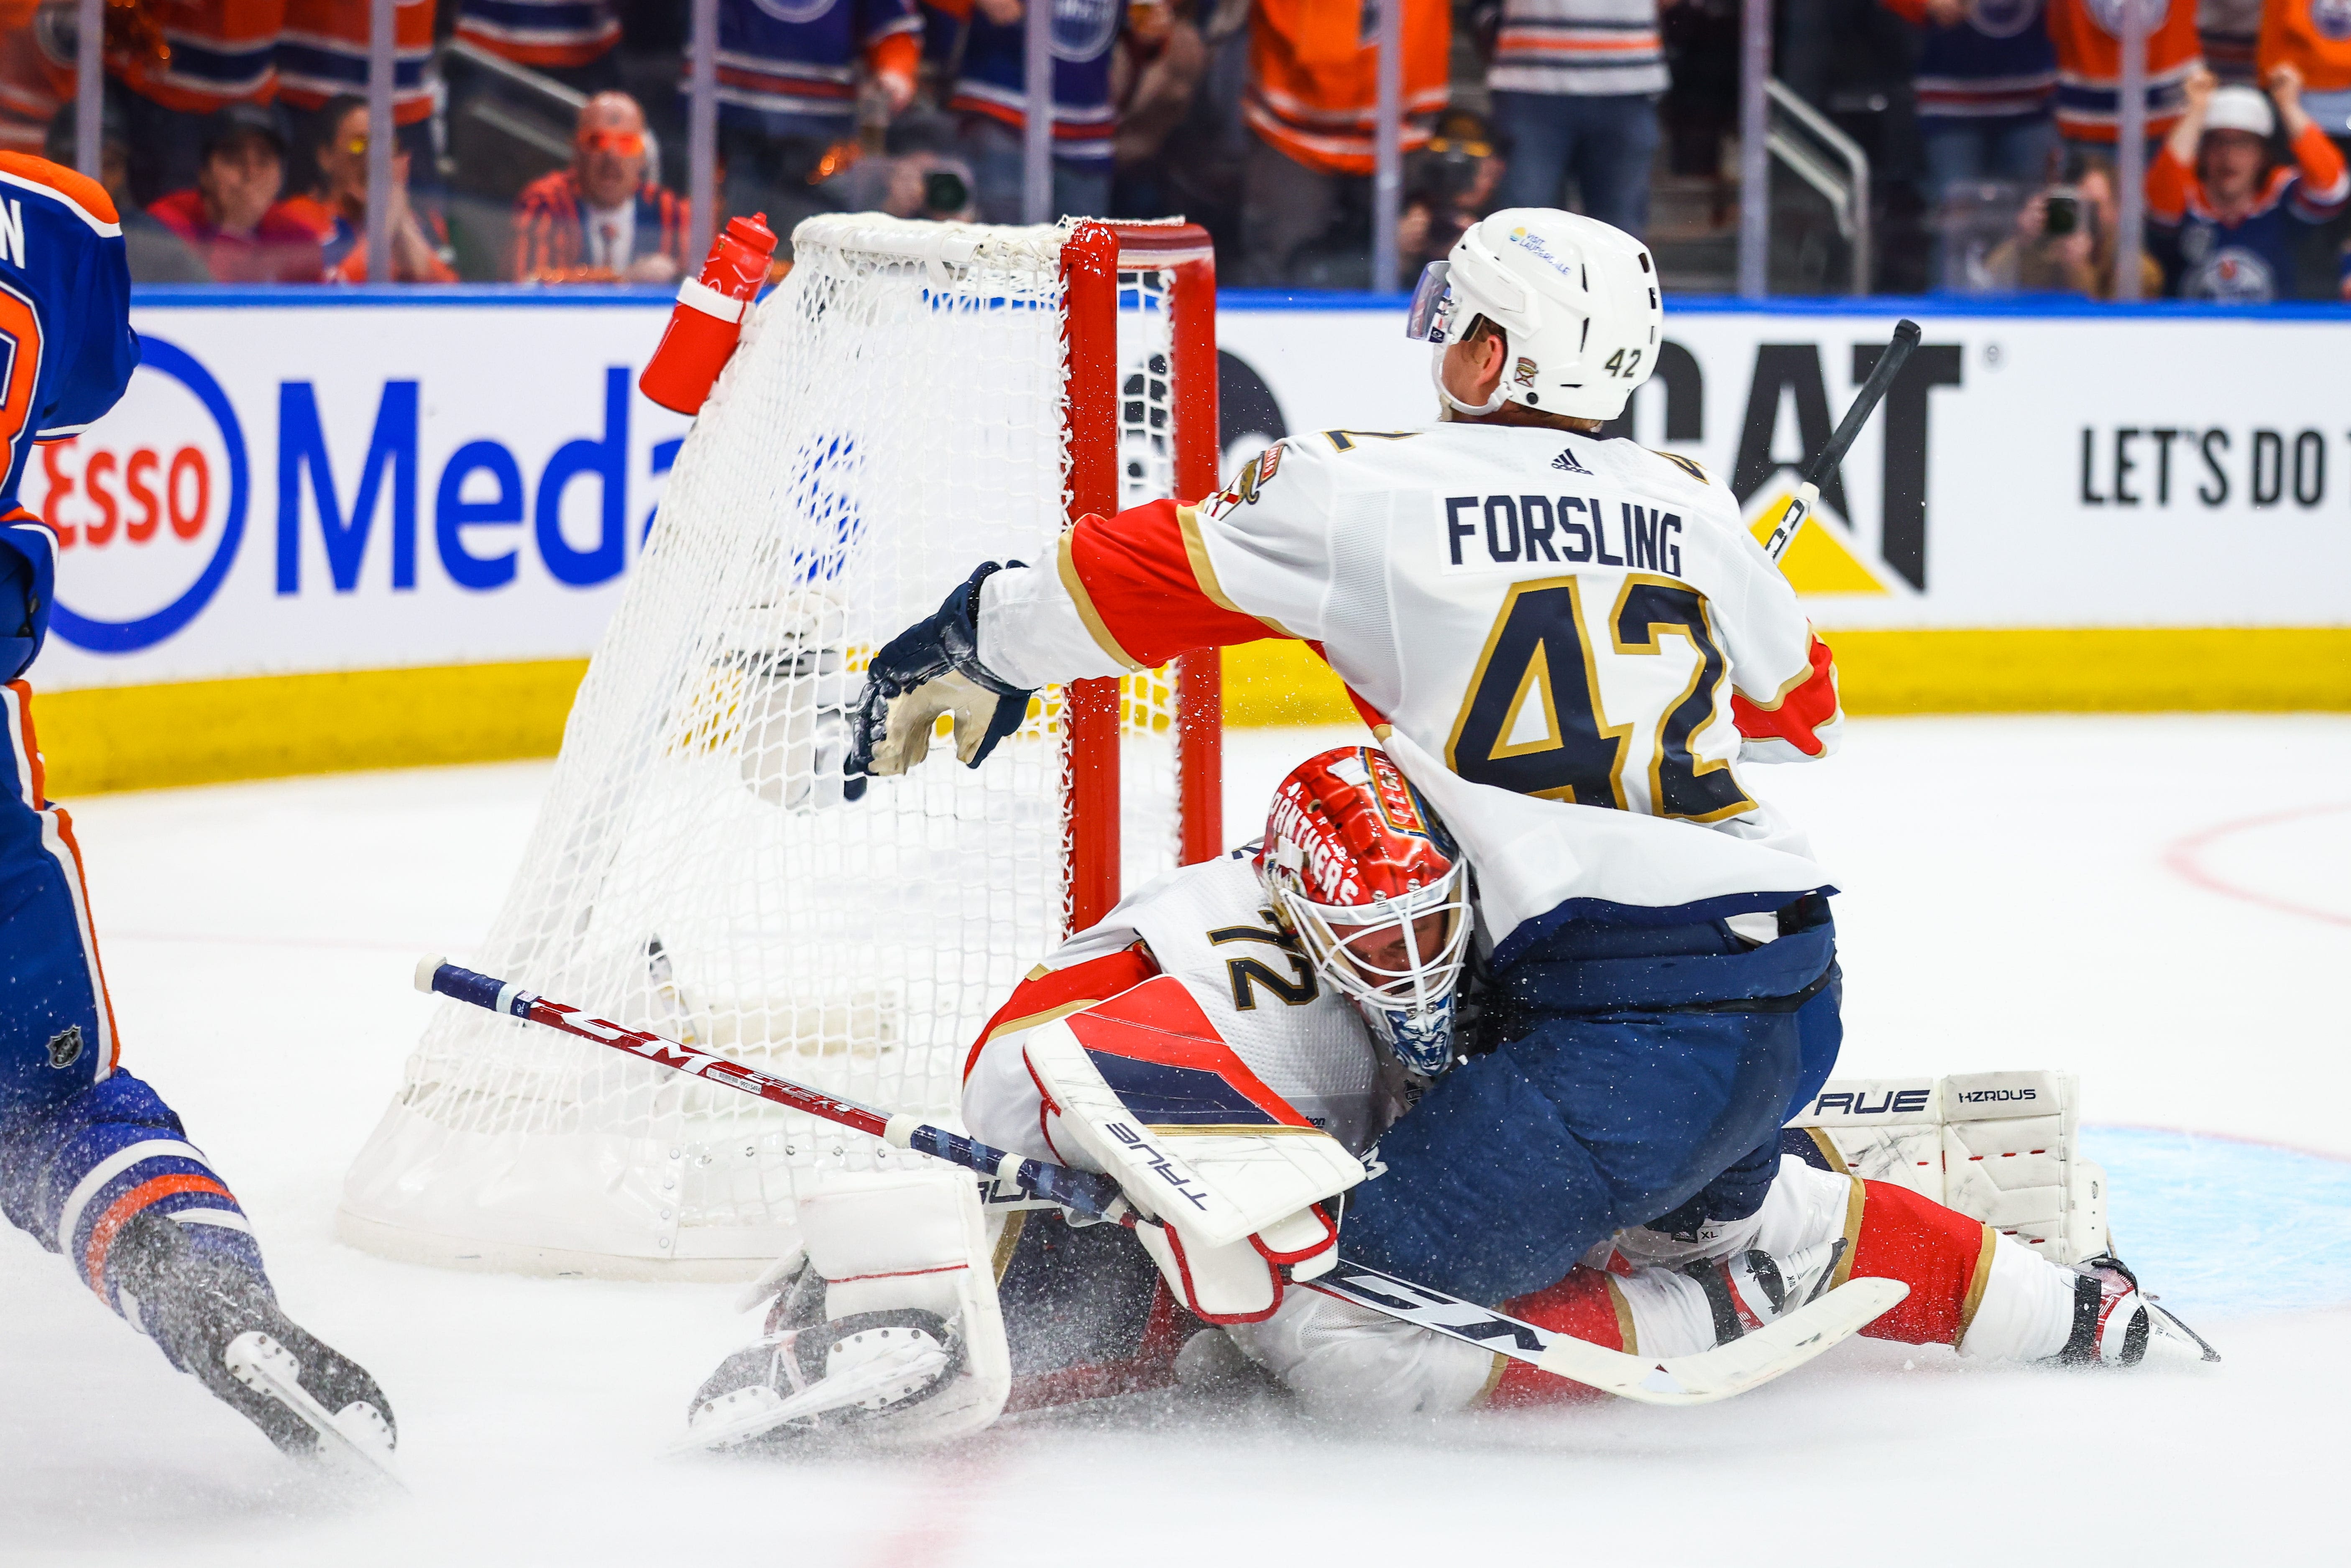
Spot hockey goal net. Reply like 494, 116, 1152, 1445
340, 218, 1223, 1278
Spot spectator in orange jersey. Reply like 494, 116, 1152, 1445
276, 0, 440, 198
456, 0, 623, 93
2047, 0, 2203, 152
107, 0, 290, 205
0, 12, 68, 156
281, 94, 456, 282
2259, 0, 2351, 146
146, 102, 326, 282
2149, 63, 2351, 299
1237, 0, 1450, 285
511, 91, 690, 283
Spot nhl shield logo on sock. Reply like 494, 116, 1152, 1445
45, 1025, 84, 1069
1552, 448, 1590, 474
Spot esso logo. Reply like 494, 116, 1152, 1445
36, 337, 248, 654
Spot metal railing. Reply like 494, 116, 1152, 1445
1765, 77, 1873, 297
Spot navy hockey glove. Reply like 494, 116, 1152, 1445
845, 561, 1037, 781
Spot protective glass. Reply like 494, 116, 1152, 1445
1405, 260, 1455, 343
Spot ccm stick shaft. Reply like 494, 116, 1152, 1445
1761, 318, 1922, 562
417, 957, 1903, 1406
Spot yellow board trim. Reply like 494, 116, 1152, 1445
1219, 628, 2351, 733
25, 627, 2351, 797
33, 659, 590, 798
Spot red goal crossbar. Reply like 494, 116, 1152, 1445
1060, 220, 1222, 934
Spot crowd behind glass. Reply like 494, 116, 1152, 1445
9, 0, 2350, 301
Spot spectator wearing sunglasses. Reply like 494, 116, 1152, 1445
276, 0, 440, 198
282, 94, 458, 282
1483, 0, 1668, 235
511, 91, 691, 283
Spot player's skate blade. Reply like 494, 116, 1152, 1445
114, 1210, 398, 1474
224, 1332, 403, 1486
2057, 1254, 2221, 1367
682, 1310, 962, 1453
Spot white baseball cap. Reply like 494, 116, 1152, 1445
2204, 85, 2277, 139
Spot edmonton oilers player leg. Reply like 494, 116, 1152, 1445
846, 207, 1851, 1308
0, 154, 393, 1465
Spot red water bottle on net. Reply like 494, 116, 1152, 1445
639, 212, 779, 416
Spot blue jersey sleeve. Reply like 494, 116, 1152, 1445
38, 230, 138, 440
0, 513, 55, 683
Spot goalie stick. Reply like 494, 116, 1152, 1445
416, 956, 1905, 1407
1761, 318, 1922, 563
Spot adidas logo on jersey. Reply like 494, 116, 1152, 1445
1552, 448, 1591, 474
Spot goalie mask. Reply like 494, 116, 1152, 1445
1258, 747, 1472, 1076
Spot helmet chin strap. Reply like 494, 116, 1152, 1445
1430, 343, 1509, 418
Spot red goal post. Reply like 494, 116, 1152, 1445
1062, 220, 1224, 933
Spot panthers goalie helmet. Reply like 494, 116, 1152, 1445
1257, 747, 1472, 1076
1406, 207, 1662, 422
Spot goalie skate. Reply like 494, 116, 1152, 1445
685, 1308, 965, 1451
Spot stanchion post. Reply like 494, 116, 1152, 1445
690, 0, 719, 259
2114, 0, 2148, 302
365, 0, 394, 283
1738, 0, 1771, 299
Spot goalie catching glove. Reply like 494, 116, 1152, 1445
1020, 976, 1369, 1323
844, 562, 1037, 781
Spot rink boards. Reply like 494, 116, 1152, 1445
27, 287, 2351, 792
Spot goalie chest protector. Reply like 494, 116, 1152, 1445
1110, 855, 1409, 1156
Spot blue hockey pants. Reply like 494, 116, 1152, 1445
1340, 899, 1842, 1304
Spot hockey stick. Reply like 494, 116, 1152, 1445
417, 957, 1904, 1407
1760, 318, 1922, 563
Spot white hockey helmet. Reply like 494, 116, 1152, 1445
1405, 207, 1664, 421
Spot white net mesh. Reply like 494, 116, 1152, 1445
339, 217, 1195, 1277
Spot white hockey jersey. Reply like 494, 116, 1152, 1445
977, 424, 1846, 952
962, 851, 1416, 1162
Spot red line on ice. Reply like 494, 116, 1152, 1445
2161, 799, 2351, 930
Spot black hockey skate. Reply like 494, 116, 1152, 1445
111, 1210, 399, 1477
2055, 1252, 2221, 1367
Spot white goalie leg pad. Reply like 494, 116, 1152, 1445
1224, 1287, 1498, 1418
797, 1168, 1011, 1443
1788, 1071, 2110, 1264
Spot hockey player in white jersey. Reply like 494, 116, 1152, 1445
845, 207, 1850, 1312
685, 748, 2209, 1445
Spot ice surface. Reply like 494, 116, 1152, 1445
3, 716, 2346, 1565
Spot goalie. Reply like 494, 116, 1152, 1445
683, 749, 2212, 1447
